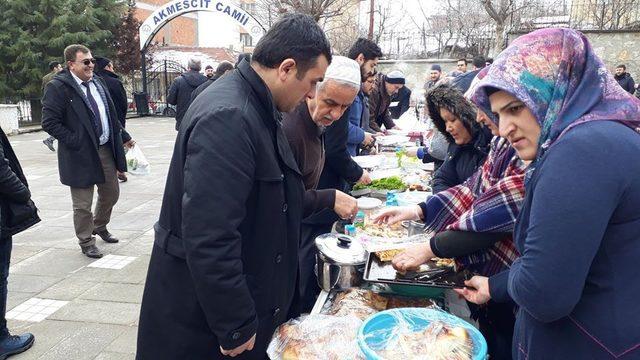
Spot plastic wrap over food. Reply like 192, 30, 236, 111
267, 314, 364, 360
359, 308, 487, 360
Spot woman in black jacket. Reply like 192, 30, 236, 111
427, 83, 491, 193
0, 130, 39, 358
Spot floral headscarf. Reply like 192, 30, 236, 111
470, 28, 640, 180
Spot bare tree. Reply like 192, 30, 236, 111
480, 0, 525, 55
585, 0, 639, 30
253, 0, 357, 24
251, 0, 363, 54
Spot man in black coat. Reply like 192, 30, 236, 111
42, 44, 134, 259
0, 131, 38, 359
615, 64, 636, 95
451, 55, 485, 94
94, 57, 127, 128
167, 58, 207, 130
190, 61, 234, 102
95, 57, 129, 182
136, 14, 331, 360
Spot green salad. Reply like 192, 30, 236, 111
353, 176, 407, 191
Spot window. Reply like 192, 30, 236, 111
240, 33, 253, 47
240, 2, 255, 13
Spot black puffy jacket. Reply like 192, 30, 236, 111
426, 83, 492, 193
0, 131, 39, 237
432, 128, 492, 193
167, 70, 207, 130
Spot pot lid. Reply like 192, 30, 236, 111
315, 233, 367, 265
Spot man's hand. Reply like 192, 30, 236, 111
124, 139, 136, 149
334, 190, 358, 220
220, 334, 256, 357
357, 170, 372, 185
362, 132, 374, 146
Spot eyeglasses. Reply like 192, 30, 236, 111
75, 58, 96, 66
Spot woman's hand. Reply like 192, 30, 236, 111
454, 276, 491, 305
391, 243, 434, 272
372, 205, 423, 225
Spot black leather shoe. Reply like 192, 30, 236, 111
0, 333, 35, 360
93, 230, 119, 243
81, 244, 104, 259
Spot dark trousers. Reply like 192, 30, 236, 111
472, 300, 516, 360
0, 236, 12, 339
297, 222, 333, 313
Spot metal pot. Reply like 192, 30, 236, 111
315, 234, 367, 292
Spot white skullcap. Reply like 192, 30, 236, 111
322, 55, 361, 87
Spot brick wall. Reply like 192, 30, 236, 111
136, 2, 198, 47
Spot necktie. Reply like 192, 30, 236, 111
81, 81, 103, 138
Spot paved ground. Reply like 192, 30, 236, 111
6, 116, 176, 360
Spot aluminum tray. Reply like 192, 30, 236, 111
363, 252, 471, 290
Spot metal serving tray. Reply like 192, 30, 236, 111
363, 252, 471, 290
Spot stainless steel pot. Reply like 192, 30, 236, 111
315, 234, 367, 292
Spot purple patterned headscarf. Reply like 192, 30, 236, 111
470, 28, 640, 179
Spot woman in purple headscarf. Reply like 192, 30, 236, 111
456, 28, 640, 358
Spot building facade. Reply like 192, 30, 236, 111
135, 0, 199, 46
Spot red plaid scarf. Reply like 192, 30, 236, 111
423, 137, 526, 275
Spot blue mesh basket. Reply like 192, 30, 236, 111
358, 308, 488, 360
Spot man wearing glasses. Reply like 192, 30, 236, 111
42, 44, 135, 259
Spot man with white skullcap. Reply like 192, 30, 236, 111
282, 56, 367, 313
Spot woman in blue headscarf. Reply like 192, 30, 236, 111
456, 28, 640, 358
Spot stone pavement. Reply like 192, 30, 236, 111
6, 116, 177, 360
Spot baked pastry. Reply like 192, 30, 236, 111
374, 249, 404, 262
328, 289, 388, 320
271, 315, 364, 360
385, 296, 436, 309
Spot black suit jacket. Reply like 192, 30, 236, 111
42, 69, 131, 188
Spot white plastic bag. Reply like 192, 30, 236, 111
125, 144, 151, 175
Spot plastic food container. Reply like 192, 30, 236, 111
358, 308, 488, 360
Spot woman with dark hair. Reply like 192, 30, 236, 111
454, 28, 640, 358
426, 83, 492, 193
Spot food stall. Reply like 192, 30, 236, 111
267, 134, 488, 359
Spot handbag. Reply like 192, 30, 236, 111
1, 199, 40, 237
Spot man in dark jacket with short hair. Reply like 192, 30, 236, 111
167, 58, 207, 130
137, 13, 331, 359
615, 64, 635, 94
190, 61, 234, 102
95, 57, 127, 128
42, 44, 134, 259
451, 55, 485, 93
0, 131, 38, 359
